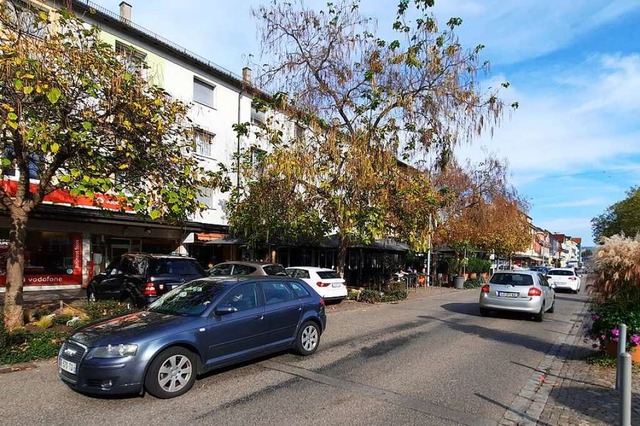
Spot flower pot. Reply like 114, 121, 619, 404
604, 340, 640, 363
453, 276, 465, 290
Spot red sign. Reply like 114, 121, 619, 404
1, 179, 130, 211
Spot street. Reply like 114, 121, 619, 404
0, 287, 588, 426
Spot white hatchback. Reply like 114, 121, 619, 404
286, 266, 348, 302
547, 268, 581, 293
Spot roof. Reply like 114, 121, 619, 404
286, 266, 336, 271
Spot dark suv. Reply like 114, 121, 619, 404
86, 253, 206, 306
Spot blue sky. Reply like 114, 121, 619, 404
89, 0, 640, 246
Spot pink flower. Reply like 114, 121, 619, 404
631, 335, 640, 346
592, 313, 601, 320
611, 329, 620, 337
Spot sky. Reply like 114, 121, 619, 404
88, 0, 640, 246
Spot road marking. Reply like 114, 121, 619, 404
260, 360, 495, 426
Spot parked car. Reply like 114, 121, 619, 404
59, 276, 327, 398
528, 265, 551, 275
208, 261, 288, 277
285, 266, 348, 302
479, 270, 555, 321
86, 254, 206, 307
547, 268, 581, 293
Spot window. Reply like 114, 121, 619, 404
195, 129, 214, 157
251, 107, 266, 125
218, 283, 259, 312
318, 270, 340, 279
251, 148, 266, 175
193, 78, 215, 108
263, 282, 295, 305
489, 273, 533, 286
289, 282, 311, 298
263, 264, 288, 276
210, 264, 232, 276
197, 186, 213, 209
115, 41, 147, 74
232, 264, 257, 275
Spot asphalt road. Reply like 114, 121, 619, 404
0, 286, 589, 426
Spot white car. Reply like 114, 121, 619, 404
547, 268, 581, 293
285, 266, 348, 302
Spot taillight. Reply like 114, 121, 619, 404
481, 284, 490, 293
528, 287, 542, 296
316, 282, 330, 287
142, 282, 157, 296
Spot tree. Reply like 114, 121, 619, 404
435, 157, 530, 257
0, 3, 228, 330
592, 186, 640, 243
232, 0, 511, 274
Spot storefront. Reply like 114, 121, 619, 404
0, 204, 212, 292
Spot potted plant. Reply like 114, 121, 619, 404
585, 301, 640, 362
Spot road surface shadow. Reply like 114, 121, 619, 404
441, 301, 542, 321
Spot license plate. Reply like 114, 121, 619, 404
498, 291, 518, 298
332, 283, 342, 288
554, 282, 562, 286
59, 357, 76, 374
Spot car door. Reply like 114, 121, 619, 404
204, 282, 266, 367
261, 280, 302, 351
93, 257, 125, 300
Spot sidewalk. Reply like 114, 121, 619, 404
501, 297, 640, 426
0, 288, 85, 306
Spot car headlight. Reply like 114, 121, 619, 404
90, 344, 138, 358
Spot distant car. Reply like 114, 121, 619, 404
285, 266, 348, 302
208, 261, 289, 277
479, 270, 555, 321
528, 265, 551, 275
59, 276, 327, 399
547, 268, 581, 293
86, 254, 206, 307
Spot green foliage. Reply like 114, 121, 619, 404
0, 329, 68, 365
467, 257, 491, 274
592, 186, 640, 242
585, 351, 617, 368
359, 289, 381, 303
585, 301, 640, 351
464, 278, 484, 289
80, 300, 134, 322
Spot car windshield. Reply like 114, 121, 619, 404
548, 269, 574, 276
317, 270, 340, 279
263, 264, 289, 276
147, 280, 227, 316
490, 273, 534, 286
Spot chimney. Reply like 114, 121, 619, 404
119, 1, 132, 22
242, 67, 252, 86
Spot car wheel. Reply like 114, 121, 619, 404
479, 307, 490, 317
294, 321, 321, 356
122, 294, 136, 308
534, 304, 545, 322
145, 347, 197, 399
87, 287, 96, 303
548, 299, 555, 313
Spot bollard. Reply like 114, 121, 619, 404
617, 324, 627, 391
619, 352, 632, 426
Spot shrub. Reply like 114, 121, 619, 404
0, 328, 68, 365
359, 290, 381, 303
591, 234, 640, 304
464, 278, 484, 289
381, 290, 408, 302
384, 280, 406, 293
79, 300, 134, 322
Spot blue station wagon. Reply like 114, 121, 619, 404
59, 276, 327, 399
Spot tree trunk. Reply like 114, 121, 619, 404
336, 235, 349, 279
3, 209, 29, 331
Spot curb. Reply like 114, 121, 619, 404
499, 298, 591, 426
0, 362, 39, 374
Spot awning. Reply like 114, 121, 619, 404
204, 236, 244, 245
196, 232, 228, 242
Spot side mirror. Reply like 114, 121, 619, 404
214, 304, 237, 315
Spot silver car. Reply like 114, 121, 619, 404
479, 270, 555, 321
